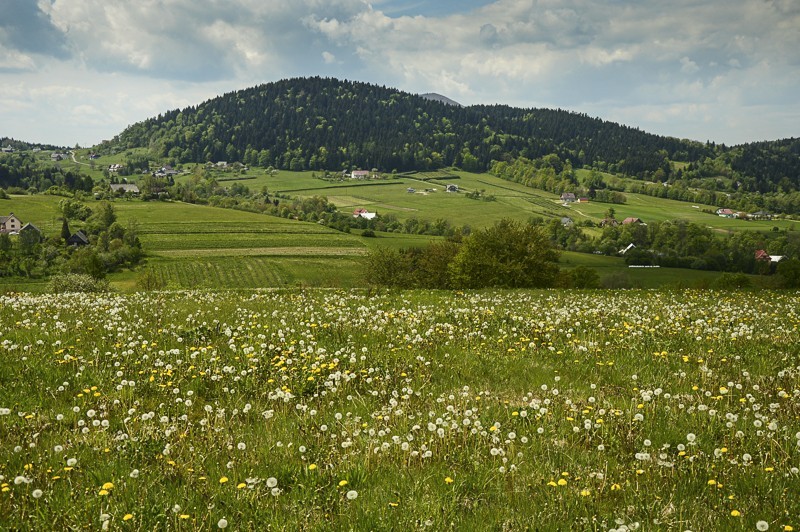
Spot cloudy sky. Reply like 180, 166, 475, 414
1, 0, 798, 147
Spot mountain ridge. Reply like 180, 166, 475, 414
102, 76, 797, 192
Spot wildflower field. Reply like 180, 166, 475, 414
1, 289, 799, 531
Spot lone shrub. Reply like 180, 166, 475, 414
48, 273, 110, 293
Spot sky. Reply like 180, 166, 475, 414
1, 0, 798, 148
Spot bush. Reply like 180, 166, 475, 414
711, 272, 753, 290
47, 273, 110, 293
136, 268, 166, 291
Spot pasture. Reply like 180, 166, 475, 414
1, 289, 798, 529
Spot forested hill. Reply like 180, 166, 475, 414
110, 77, 799, 189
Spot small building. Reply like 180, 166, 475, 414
561, 217, 574, 228
67, 230, 90, 247
716, 208, 735, 218
560, 192, 576, 203
108, 163, 123, 172
110, 183, 140, 194
19, 223, 42, 241
353, 208, 377, 220
407, 187, 416, 193
0, 213, 22, 234
749, 211, 773, 221
51, 153, 66, 161
351, 170, 370, 179
1, 145, 14, 153
622, 217, 644, 225
445, 184, 459, 193
755, 249, 786, 263
600, 218, 619, 228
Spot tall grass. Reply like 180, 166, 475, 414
1, 290, 798, 529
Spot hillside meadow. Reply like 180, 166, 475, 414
0, 289, 798, 530
0, 193, 744, 292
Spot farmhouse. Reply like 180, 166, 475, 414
108, 164, 123, 173
560, 192, 576, 203
561, 217, 574, 228
51, 152, 66, 161
755, 249, 785, 263
749, 211, 773, 221
110, 183, 140, 194
0, 213, 22, 234
1, 145, 14, 153
716, 208, 735, 218
622, 217, 644, 225
350, 170, 370, 179
67, 230, 90, 246
445, 184, 459, 193
353, 208, 377, 220
19, 223, 42, 240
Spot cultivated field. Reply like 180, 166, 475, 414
1, 290, 798, 530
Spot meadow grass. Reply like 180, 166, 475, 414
1, 289, 798, 530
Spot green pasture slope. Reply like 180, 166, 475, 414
0, 192, 752, 291
211, 168, 794, 234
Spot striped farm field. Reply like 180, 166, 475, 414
145, 255, 364, 288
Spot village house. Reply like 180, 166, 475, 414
350, 170, 370, 179
560, 192, 576, 203
749, 211, 773, 221
0, 213, 22, 234
108, 163, 123, 173
67, 230, 90, 246
1, 145, 14, 153
51, 152, 66, 161
445, 184, 459, 193
19, 223, 42, 240
755, 249, 785, 263
110, 183, 140, 195
622, 217, 645, 225
716, 208, 735, 218
561, 217, 574, 228
353, 208, 377, 220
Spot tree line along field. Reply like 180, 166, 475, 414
1, 289, 798, 530
0, 189, 759, 292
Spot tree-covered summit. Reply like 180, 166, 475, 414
107, 77, 798, 190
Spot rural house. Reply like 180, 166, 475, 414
67, 230, 90, 246
0, 213, 22, 233
351, 170, 370, 179
716, 208, 735, 218
560, 192, 576, 203
110, 183, 140, 194
445, 184, 459, 192
19, 223, 42, 240
353, 208, 377, 220
622, 217, 645, 225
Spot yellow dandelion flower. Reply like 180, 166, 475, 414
219, 477, 229, 484
102, 482, 114, 490
308, 464, 317, 471
179, 515, 190, 520
580, 489, 591, 496
98, 489, 109, 496
123, 514, 133, 521
338, 480, 348, 487
444, 477, 454, 484
731, 510, 741, 517
557, 478, 567, 486
236, 483, 246, 489
708, 479, 717, 486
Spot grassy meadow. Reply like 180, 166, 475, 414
1, 289, 798, 530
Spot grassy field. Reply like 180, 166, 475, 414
202, 169, 795, 234
1, 289, 798, 530
0, 190, 767, 291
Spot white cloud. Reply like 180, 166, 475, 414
1, 0, 798, 145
